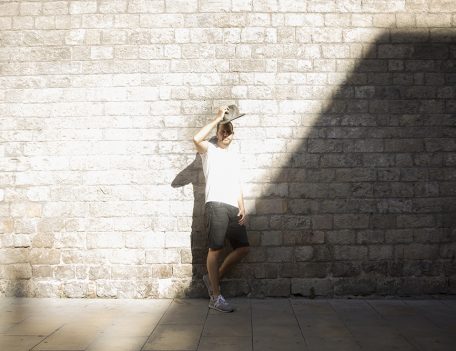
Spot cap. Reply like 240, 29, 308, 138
220, 104, 246, 124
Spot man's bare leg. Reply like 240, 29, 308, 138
207, 248, 222, 297
219, 246, 249, 279
207, 246, 249, 297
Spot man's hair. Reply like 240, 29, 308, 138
216, 121, 234, 134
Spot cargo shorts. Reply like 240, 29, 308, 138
205, 201, 249, 250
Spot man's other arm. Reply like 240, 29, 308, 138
237, 189, 246, 225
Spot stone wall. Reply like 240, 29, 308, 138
1, 0, 455, 298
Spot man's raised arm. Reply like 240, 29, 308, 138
193, 106, 227, 154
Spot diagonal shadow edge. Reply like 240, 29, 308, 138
173, 28, 456, 298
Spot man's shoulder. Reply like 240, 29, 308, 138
208, 137, 217, 147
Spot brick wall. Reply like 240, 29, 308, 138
1, 0, 455, 298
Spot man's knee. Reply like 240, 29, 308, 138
208, 247, 223, 257
236, 246, 249, 257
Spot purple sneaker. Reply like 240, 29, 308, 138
209, 295, 234, 313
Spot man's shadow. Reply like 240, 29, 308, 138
171, 153, 207, 297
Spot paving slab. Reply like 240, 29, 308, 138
329, 300, 416, 351
160, 299, 208, 325
202, 298, 252, 338
203, 312, 252, 337
86, 335, 149, 351
440, 299, 456, 306
198, 336, 251, 351
250, 299, 307, 350
253, 336, 307, 351
368, 300, 453, 351
304, 335, 361, 351
143, 324, 204, 351
403, 300, 456, 334
0, 335, 46, 351
1, 297, 456, 351
31, 301, 141, 350
31, 324, 104, 351
5, 316, 64, 337
252, 300, 297, 326
291, 300, 361, 351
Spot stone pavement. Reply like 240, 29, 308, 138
0, 297, 455, 351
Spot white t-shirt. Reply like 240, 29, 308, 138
200, 140, 242, 208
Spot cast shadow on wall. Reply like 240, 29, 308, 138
173, 30, 456, 297
171, 154, 208, 297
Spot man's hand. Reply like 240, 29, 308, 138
216, 106, 229, 121
238, 208, 247, 226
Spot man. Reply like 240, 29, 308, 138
193, 105, 250, 312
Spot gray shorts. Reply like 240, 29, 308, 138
205, 201, 249, 250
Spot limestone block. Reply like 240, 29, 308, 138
112, 264, 150, 279
0, 2, 18, 16
128, 0, 164, 13
295, 246, 313, 261
368, 245, 394, 260
31, 280, 62, 297
20, 2, 42, 15
199, 0, 230, 12
334, 277, 376, 296
291, 278, 333, 296
125, 231, 165, 249
151, 264, 173, 278
165, 0, 197, 12
165, 232, 191, 248
54, 265, 76, 279
172, 264, 192, 278
87, 232, 124, 249
96, 279, 118, 297
158, 277, 191, 298
429, 0, 456, 12
43, 1, 68, 15
89, 265, 110, 280
110, 249, 145, 264
30, 249, 61, 265
250, 278, 290, 297
32, 265, 53, 278
82, 14, 114, 28
261, 231, 283, 246
70, 1, 97, 14
0, 264, 32, 279
99, 0, 128, 13
333, 245, 368, 260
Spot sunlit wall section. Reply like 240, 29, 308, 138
0, 1, 455, 298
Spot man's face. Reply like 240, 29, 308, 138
216, 125, 234, 147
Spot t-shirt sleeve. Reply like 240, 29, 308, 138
200, 140, 214, 160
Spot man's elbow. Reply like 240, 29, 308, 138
193, 137, 205, 153
192, 136, 200, 146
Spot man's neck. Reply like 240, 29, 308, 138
217, 141, 229, 149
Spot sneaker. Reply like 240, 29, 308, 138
209, 295, 234, 313
203, 274, 213, 297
